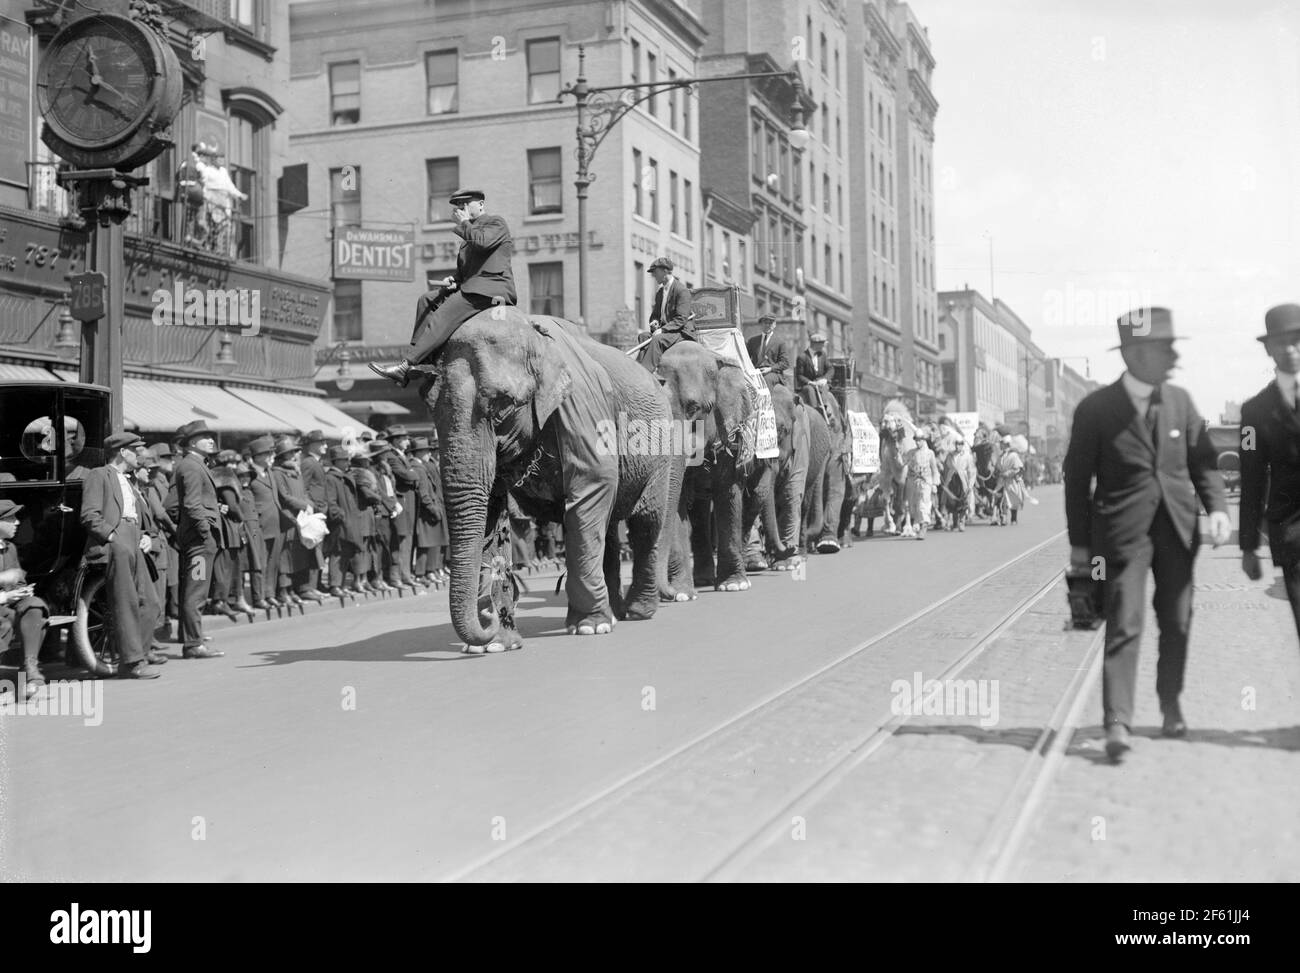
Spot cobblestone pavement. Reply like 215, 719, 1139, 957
1009, 509, 1300, 883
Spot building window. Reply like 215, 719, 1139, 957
683, 178, 693, 240
835, 48, 841, 89
836, 115, 842, 156
527, 148, 562, 214
632, 148, 643, 216
821, 103, 829, 143
668, 68, 678, 131
527, 38, 561, 104
837, 184, 843, 224
819, 33, 827, 73
634, 260, 646, 322
631, 38, 640, 86
722, 230, 732, 279
810, 161, 816, 207
822, 173, 830, 214
329, 61, 360, 126
779, 140, 790, 197
765, 128, 777, 186
333, 279, 362, 341
227, 113, 258, 260
426, 157, 458, 223
838, 251, 844, 291
752, 119, 762, 177
330, 165, 361, 228
810, 232, 817, 278
683, 88, 692, 140
529, 262, 565, 317
230, 0, 256, 31
647, 51, 657, 115
669, 170, 680, 234
648, 158, 659, 222
824, 243, 832, 286
738, 239, 747, 287
425, 50, 458, 114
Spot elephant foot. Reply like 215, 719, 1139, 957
816, 538, 841, 554
463, 628, 524, 655
566, 610, 615, 636
622, 603, 658, 621
744, 557, 767, 573
716, 575, 751, 592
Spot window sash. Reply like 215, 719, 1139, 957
528, 148, 562, 214
426, 158, 459, 222
528, 262, 565, 317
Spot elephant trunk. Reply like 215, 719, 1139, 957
442, 424, 500, 647
760, 465, 785, 554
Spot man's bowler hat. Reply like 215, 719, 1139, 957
409, 437, 432, 452
1259, 304, 1300, 343
1111, 307, 1182, 350
302, 429, 327, 445
176, 420, 215, 443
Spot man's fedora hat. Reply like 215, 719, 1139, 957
327, 445, 351, 462
247, 435, 275, 457
449, 188, 485, 205
0, 498, 23, 519
386, 424, 409, 438
1259, 304, 1300, 343
302, 429, 327, 445
1111, 307, 1181, 350
105, 431, 145, 452
409, 437, 432, 452
176, 420, 215, 443
648, 257, 673, 273
369, 441, 392, 458
138, 452, 158, 469
149, 442, 172, 458
274, 435, 302, 458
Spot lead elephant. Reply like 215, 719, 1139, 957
655, 341, 762, 598
423, 310, 674, 651
798, 389, 852, 554
742, 376, 804, 571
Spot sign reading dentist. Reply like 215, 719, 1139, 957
334, 227, 415, 282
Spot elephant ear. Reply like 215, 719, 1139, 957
527, 320, 573, 430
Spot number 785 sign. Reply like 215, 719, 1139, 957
68, 271, 106, 323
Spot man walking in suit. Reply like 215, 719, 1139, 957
1064, 308, 1230, 761
174, 421, 224, 659
80, 432, 165, 678
638, 257, 696, 373
370, 188, 517, 387
747, 315, 792, 385
1240, 303, 1300, 641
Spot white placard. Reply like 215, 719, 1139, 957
948, 412, 981, 444
754, 386, 779, 458
848, 411, 879, 473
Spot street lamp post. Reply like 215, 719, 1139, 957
557, 46, 808, 330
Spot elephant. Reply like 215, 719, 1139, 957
422, 309, 675, 651
797, 389, 852, 554
742, 376, 805, 572
654, 341, 760, 598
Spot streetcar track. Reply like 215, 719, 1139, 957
441, 528, 1068, 882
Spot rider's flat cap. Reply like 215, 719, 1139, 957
449, 188, 485, 205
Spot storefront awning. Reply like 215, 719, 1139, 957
0, 363, 63, 381
328, 399, 411, 417
224, 387, 375, 438
122, 379, 297, 435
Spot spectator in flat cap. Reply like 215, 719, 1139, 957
637, 256, 697, 373
409, 436, 447, 584
0, 498, 52, 695
79, 432, 165, 677
382, 425, 420, 590
299, 430, 330, 597
171, 421, 223, 659
370, 188, 518, 387
209, 449, 253, 619
246, 435, 282, 610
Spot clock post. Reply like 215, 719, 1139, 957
34, 2, 183, 433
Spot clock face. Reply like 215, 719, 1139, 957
38, 16, 158, 151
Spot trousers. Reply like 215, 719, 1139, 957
1281, 562, 1300, 644
1101, 504, 1196, 729
409, 290, 495, 363
179, 535, 217, 649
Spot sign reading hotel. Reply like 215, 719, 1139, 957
334, 227, 415, 282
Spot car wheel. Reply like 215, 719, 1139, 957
73, 573, 116, 676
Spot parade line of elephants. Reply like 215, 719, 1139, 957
418, 309, 1025, 653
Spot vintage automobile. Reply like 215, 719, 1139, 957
0, 379, 116, 675
1206, 423, 1241, 494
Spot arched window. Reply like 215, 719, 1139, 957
220, 88, 283, 263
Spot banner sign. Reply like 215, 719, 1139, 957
334, 227, 415, 282
0, 16, 31, 188
848, 411, 879, 474
689, 285, 739, 329
948, 412, 981, 444
696, 325, 778, 459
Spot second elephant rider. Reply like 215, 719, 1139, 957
637, 257, 696, 372
370, 188, 518, 387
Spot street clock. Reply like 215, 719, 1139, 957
36, 12, 182, 170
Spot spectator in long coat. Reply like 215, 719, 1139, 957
299, 429, 330, 596
246, 436, 282, 609
271, 435, 318, 604
366, 441, 399, 591
235, 461, 264, 608
209, 449, 248, 613
134, 451, 172, 651
324, 445, 366, 594
409, 437, 446, 581
171, 421, 223, 659
383, 425, 420, 587
349, 452, 385, 591
148, 442, 180, 631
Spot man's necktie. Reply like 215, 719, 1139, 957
1145, 386, 1162, 444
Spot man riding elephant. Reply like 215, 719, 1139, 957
370, 188, 517, 387
637, 257, 696, 373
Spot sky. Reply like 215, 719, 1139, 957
910, 0, 1300, 419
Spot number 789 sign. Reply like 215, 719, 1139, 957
69, 271, 106, 323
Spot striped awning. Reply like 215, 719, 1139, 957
0, 363, 63, 381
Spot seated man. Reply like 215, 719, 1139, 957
637, 257, 696, 373
371, 188, 517, 387
0, 498, 50, 697
794, 332, 833, 420
746, 315, 791, 385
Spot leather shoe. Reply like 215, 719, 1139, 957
182, 645, 225, 659
369, 359, 412, 387
1161, 705, 1188, 739
145, 648, 169, 665
118, 661, 162, 679
329, 586, 346, 597
252, 599, 272, 610
1105, 723, 1132, 762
